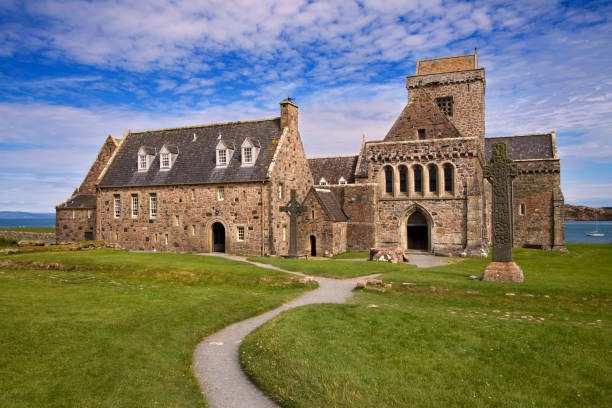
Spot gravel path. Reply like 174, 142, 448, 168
192, 253, 379, 408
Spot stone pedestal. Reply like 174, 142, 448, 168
482, 261, 524, 283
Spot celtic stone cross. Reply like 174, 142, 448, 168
280, 189, 307, 257
482, 142, 523, 282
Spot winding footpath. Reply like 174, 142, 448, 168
192, 253, 379, 408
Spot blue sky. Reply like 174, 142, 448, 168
0, 0, 610, 212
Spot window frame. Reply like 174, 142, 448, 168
113, 195, 121, 218
237, 226, 245, 242
160, 152, 170, 169
138, 154, 148, 170
149, 194, 157, 218
428, 164, 438, 194
217, 186, 224, 201
131, 194, 139, 218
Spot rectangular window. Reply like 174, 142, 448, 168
237, 226, 245, 241
87, 209, 91, 219
164, 233, 168, 245
418, 129, 426, 140
519, 203, 526, 215
218, 149, 227, 166
278, 183, 283, 200
243, 147, 252, 164
217, 186, 224, 201
149, 194, 157, 217
139, 155, 147, 170
154, 233, 158, 242
190, 189, 195, 201
282, 227, 286, 241
161, 153, 170, 168
436, 96, 453, 116
174, 214, 180, 227
191, 225, 196, 236
114, 195, 121, 218
131, 195, 138, 218
72, 210, 75, 219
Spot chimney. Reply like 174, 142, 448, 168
280, 98, 298, 130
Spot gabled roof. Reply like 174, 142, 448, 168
57, 194, 96, 209
139, 146, 155, 155
311, 188, 348, 222
308, 155, 358, 185
384, 87, 461, 141
485, 133, 556, 161
99, 118, 281, 187
161, 144, 179, 154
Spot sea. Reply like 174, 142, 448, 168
564, 221, 612, 244
0, 217, 56, 228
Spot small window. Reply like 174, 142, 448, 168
311, 210, 315, 219
217, 186, 224, 201
139, 155, 147, 170
436, 96, 453, 116
413, 166, 422, 193
160, 153, 170, 169
399, 166, 407, 193
384, 166, 393, 194
115, 233, 119, 241
154, 233, 158, 242
519, 203, 526, 215
319, 178, 327, 185
174, 214, 180, 227
418, 129, 426, 140
72, 210, 75, 219
338, 177, 347, 185
278, 183, 283, 200
444, 164, 454, 193
87, 209, 91, 219
149, 194, 157, 217
191, 225, 196, 236
237, 226, 245, 241
428, 165, 437, 193
243, 147, 252, 164
190, 189, 195, 201
131, 195, 138, 218
114, 195, 121, 218
282, 227, 286, 241
218, 149, 227, 166
164, 233, 168, 245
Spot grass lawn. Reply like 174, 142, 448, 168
0, 227, 55, 233
331, 251, 369, 259
241, 244, 612, 407
0, 247, 312, 407
247, 255, 422, 279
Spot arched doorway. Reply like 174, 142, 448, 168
407, 211, 429, 251
310, 235, 317, 256
212, 222, 226, 252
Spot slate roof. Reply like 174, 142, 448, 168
57, 194, 97, 209
99, 118, 281, 187
308, 156, 358, 185
312, 188, 348, 222
485, 134, 555, 161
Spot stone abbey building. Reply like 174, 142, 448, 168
56, 52, 566, 256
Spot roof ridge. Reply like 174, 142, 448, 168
308, 154, 359, 159
486, 133, 553, 138
129, 117, 280, 134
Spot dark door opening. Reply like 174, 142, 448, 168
212, 222, 226, 252
84, 231, 94, 241
310, 235, 317, 256
407, 211, 429, 251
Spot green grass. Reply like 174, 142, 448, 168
331, 251, 369, 259
0, 237, 19, 247
247, 255, 422, 279
0, 227, 55, 233
241, 244, 612, 407
0, 248, 312, 407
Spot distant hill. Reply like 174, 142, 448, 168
564, 205, 612, 221
0, 211, 55, 219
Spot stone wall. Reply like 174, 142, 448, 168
327, 184, 377, 251
98, 182, 266, 254
56, 208, 96, 242
511, 159, 563, 250
297, 191, 347, 257
407, 69, 485, 141
267, 109, 313, 255
76, 136, 121, 194
0, 231, 55, 241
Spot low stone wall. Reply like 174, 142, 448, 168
0, 231, 55, 241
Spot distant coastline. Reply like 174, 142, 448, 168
564, 205, 611, 221
0, 211, 55, 228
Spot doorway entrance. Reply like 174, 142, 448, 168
310, 235, 317, 256
212, 222, 226, 252
407, 211, 429, 251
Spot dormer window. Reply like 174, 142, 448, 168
159, 144, 178, 171
216, 140, 234, 167
137, 146, 155, 171
241, 137, 260, 166
338, 177, 347, 185
319, 178, 328, 185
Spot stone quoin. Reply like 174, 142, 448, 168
56, 51, 565, 257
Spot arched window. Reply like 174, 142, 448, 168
428, 164, 437, 193
399, 166, 407, 193
384, 166, 393, 194
443, 164, 454, 193
413, 165, 422, 193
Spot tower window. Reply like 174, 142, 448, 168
413, 165, 422, 193
428, 164, 437, 193
399, 166, 407, 193
418, 129, 426, 140
443, 164, 454, 193
384, 166, 393, 194
436, 96, 453, 116
519, 203, 526, 215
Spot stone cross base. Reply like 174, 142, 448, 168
482, 261, 524, 283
